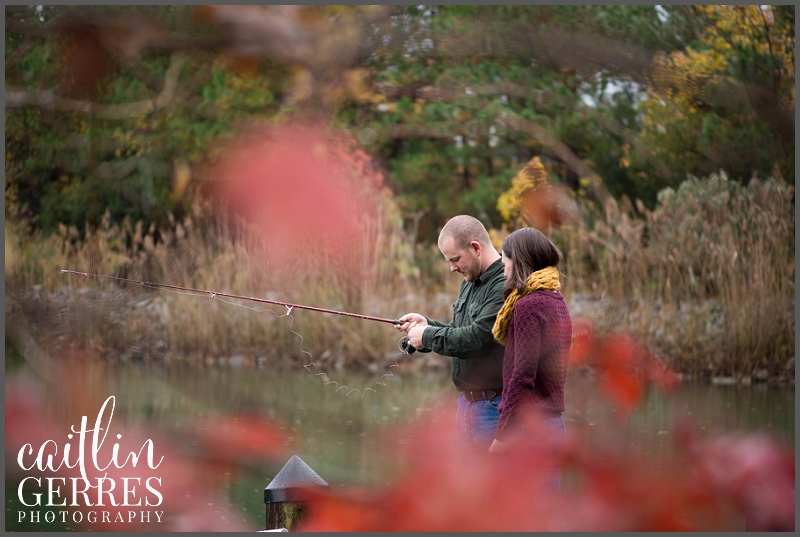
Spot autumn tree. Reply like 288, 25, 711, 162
5, 5, 383, 234
345, 5, 709, 240
6, 5, 792, 242
632, 5, 794, 198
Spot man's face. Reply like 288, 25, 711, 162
439, 236, 483, 282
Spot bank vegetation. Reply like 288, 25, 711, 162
6, 171, 794, 383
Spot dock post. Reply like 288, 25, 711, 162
264, 455, 329, 531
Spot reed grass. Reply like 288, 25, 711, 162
6, 172, 794, 379
552, 172, 794, 380
5, 198, 453, 369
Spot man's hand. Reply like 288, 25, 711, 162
395, 313, 428, 333
407, 324, 426, 348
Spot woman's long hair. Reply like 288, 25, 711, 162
501, 227, 563, 297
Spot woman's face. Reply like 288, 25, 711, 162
501, 250, 513, 279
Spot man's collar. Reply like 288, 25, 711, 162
475, 257, 502, 285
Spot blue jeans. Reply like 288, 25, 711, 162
455, 393, 501, 454
539, 415, 566, 492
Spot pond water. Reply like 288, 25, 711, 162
5, 357, 794, 531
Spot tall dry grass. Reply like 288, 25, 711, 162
5, 198, 454, 369
6, 172, 794, 379
552, 172, 794, 379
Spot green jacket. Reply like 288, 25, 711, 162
422, 258, 506, 392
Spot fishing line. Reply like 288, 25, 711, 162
200, 293, 406, 397
61, 270, 409, 397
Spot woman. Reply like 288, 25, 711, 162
488, 227, 571, 489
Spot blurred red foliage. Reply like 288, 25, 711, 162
205, 125, 382, 270
300, 404, 794, 532
520, 183, 578, 229
682, 427, 796, 531
5, 328, 790, 532
55, 11, 166, 99
569, 318, 679, 420
192, 414, 290, 466
58, 28, 111, 98
296, 320, 791, 532
5, 376, 288, 531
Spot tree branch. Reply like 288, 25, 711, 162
497, 111, 610, 203
5, 53, 187, 119
95, 157, 141, 181
375, 96, 611, 204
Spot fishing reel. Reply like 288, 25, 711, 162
398, 336, 432, 355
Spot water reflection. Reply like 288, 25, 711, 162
566, 373, 793, 463
5, 358, 793, 530
79, 363, 797, 499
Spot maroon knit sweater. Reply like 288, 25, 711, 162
495, 289, 572, 441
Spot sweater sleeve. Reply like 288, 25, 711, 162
495, 297, 543, 441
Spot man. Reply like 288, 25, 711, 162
397, 215, 506, 453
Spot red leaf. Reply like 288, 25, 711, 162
206, 125, 379, 270
596, 336, 644, 418
520, 184, 578, 228
569, 317, 594, 366
192, 414, 289, 462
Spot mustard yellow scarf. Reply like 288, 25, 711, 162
492, 266, 560, 345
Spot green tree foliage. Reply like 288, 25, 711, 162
5, 5, 293, 235
633, 5, 795, 199
5, 5, 795, 243
345, 5, 710, 240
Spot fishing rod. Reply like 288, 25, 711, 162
60, 269, 403, 326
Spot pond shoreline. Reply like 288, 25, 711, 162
6, 285, 795, 386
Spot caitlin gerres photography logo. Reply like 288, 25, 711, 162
14, 396, 165, 527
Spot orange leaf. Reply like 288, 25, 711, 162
569, 318, 594, 366
597, 336, 644, 417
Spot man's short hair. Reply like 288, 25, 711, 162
438, 215, 492, 250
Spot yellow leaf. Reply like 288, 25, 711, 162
169, 160, 191, 202
289, 66, 314, 103
343, 68, 372, 102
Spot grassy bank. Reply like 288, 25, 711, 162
5, 198, 453, 371
5, 173, 795, 381
552, 172, 794, 381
